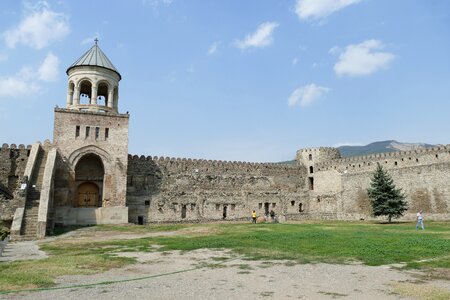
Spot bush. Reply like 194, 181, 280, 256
0, 226, 10, 241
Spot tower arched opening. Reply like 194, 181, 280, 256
79, 80, 92, 105
97, 81, 109, 106
75, 153, 104, 207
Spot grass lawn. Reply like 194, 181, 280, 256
1, 221, 449, 292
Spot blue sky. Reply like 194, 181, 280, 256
0, 0, 449, 162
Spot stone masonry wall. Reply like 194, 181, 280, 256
53, 108, 129, 208
0, 143, 31, 221
312, 146, 450, 220
127, 156, 307, 223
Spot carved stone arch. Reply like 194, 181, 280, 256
68, 145, 112, 172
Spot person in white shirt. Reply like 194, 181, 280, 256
416, 210, 424, 230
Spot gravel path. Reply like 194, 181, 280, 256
2, 248, 450, 299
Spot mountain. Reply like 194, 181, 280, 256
338, 140, 437, 158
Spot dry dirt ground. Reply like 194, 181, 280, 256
1, 228, 450, 300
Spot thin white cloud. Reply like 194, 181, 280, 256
333, 39, 395, 77
235, 22, 279, 50
292, 57, 299, 66
295, 0, 361, 21
207, 41, 220, 55
0, 53, 60, 99
3, 1, 69, 49
142, 0, 174, 9
288, 83, 330, 107
0, 53, 8, 63
38, 52, 60, 82
0, 72, 41, 98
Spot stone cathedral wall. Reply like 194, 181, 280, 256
126, 155, 308, 223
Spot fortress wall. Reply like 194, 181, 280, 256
0, 143, 32, 221
126, 155, 307, 223
316, 146, 450, 173
338, 162, 450, 221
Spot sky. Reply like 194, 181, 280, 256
0, 0, 449, 162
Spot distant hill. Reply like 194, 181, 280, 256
338, 140, 437, 158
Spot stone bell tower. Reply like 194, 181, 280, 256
52, 40, 129, 225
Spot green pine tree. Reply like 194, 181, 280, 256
367, 163, 408, 222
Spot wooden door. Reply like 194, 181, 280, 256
77, 182, 99, 207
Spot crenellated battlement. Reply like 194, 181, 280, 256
127, 154, 300, 171
1, 143, 32, 151
315, 145, 450, 173
295, 147, 341, 165
297, 147, 339, 153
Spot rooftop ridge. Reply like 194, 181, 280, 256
66, 43, 121, 79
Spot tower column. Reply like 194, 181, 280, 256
73, 86, 80, 105
66, 90, 73, 107
91, 86, 98, 105
107, 89, 114, 108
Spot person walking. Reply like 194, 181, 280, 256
252, 210, 257, 224
416, 210, 425, 230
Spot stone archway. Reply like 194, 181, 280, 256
75, 153, 104, 207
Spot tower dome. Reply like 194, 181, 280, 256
65, 40, 121, 114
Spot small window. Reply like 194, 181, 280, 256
95, 127, 100, 139
416, 158, 419, 162
215, 204, 220, 210
272, 203, 276, 208
105, 128, 109, 140
144, 200, 150, 206
75, 125, 80, 137
85, 126, 90, 138
258, 203, 262, 209
308, 154, 313, 161
308, 177, 314, 190
291, 201, 295, 206
231, 204, 236, 210
436, 154, 439, 158
309, 166, 314, 174
394, 161, 398, 166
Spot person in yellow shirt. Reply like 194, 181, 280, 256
252, 210, 257, 224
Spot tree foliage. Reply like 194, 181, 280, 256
367, 163, 408, 222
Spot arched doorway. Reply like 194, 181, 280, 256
75, 154, 104, 207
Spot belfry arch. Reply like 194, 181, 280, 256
79, 79, 92, 105
74, 154, 104, 207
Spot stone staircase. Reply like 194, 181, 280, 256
19, 148, 48, 239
